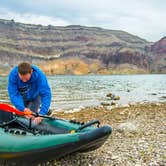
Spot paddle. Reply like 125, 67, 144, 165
0, 103, 55, 120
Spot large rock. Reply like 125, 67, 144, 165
117, 121, 138, 134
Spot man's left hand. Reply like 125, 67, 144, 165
33, 117, 43, 124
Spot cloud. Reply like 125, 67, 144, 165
0, 0, 166, 41
0, 7, 70, 26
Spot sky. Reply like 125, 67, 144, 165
0, 0, 165, 41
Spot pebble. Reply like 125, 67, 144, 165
111, 155, 119, 160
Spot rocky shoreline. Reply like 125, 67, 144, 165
43, 102, 166, 166
1, 102, 166, 166
32, 103, 166, 166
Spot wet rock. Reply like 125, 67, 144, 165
106, 93, 120, 100
159, 96, 166, 100
106, 93, 116, 100
101, 102, 111, 106
106, 93, 113, 98
113, 96, 120, 100
111, 102, 116, 106
150, 93, 157, 95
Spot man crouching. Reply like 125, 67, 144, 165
8, 62, 52, 124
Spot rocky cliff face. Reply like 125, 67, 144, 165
148, 37, 166, 73
0, 19, 165, 75
151, 37, 166, 54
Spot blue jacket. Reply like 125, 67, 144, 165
8, 65, 51, 115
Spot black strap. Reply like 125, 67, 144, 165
76, 120, 100, 132
15, 119, 38, 135
0, 117, 17, 127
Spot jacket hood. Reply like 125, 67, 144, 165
30, 66, 40, 82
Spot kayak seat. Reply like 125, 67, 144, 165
4, 118, 70, 135
34, 123, 69, 134
0, 110, 14, 126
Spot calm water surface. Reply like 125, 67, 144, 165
0, 75, 166, 111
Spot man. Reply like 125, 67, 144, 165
8, 62, 51, 124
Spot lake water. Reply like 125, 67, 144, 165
0, 74, 166, 111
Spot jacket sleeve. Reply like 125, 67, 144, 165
8, 74, 25, 111
38, 74, 51, 115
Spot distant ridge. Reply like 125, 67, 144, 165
0, 19, 165, 75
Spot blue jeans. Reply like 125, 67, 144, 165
24, 96, 41, 113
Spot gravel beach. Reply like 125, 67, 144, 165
45, 102, 166, 166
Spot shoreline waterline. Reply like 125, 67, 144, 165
0, 74, 166, 111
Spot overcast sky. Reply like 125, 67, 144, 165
0, 0, 165, 41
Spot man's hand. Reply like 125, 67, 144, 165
23, 108, 34, 119
23, 108, 43, 124
33, 117, 43, 124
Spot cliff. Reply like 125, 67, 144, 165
0, 19, 165, 75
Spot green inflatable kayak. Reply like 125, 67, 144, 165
0, 111, 112, 162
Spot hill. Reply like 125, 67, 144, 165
0, 19, 165, 75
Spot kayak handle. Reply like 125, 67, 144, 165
76, 120, 100, 131
33, 112, 55, 120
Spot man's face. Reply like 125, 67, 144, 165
18, 72, 32, 82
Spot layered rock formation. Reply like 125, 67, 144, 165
148, 37, 166, 73
0, 19, 165, 75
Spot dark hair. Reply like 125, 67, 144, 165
18, 62, 32, 75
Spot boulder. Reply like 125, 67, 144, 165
113, 96, 120, 100
117, 122, 138, 134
